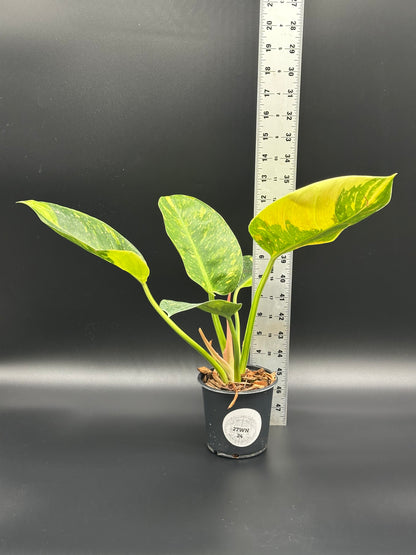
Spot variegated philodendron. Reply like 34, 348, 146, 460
19, 174, 396, 383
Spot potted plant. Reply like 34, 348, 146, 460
19, 173, 395, 458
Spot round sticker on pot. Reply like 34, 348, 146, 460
222, 408, 262, 447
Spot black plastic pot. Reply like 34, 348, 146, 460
198, 365, 275, 459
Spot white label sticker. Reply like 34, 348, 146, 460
222, 408, 262, 447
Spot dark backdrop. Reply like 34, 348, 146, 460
1, 0, 415, 368
2, 3, 416, 554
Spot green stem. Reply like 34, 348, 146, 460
208, 292, 226, 351
239, 255, 277, 375
232, 288, 241, 348
142, 283, 229, 383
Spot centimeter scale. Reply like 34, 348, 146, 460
250, 0, 304, 425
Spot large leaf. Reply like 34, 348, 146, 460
19, 200, 150, 283
158, 195, 243, 295
160, 299, 241, 318
249, 175, 395, 257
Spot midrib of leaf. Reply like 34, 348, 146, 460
169, 200, 213, 293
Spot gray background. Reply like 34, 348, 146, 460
1, 1, 415, 554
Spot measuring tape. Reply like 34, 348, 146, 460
250, 0, 304, 425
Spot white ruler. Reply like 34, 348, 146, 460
250, 0, 304, 425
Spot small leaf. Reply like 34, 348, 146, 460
158, 195, 243, 295
222, 319, 234, 367
236, 255, 253, 290
249, 175, 395, 257
198, 328, 234, 382
160, 298, 242, 318
18, 200, 150, 283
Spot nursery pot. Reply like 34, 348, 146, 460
198, 365, 275, 459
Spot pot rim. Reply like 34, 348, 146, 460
197, 365, 276, 395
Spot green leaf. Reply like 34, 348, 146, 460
158, 195, 243, 295
18, 200, 150, 283
160, 299, 242, 318
249, 175, 395, 257
236, 255, 253, 290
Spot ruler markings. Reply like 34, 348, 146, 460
250, 0, 304, 426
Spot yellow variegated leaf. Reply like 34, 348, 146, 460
158, 195, 243, 295
18, 200, 150, 283
249, 175, 395, 257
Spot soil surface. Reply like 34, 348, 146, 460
198, 366, 277, 409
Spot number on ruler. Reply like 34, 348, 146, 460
252, 0, 304, 426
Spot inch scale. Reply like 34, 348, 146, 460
250, 0, 304, 425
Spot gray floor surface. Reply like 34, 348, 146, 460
1, 357, 415, 555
